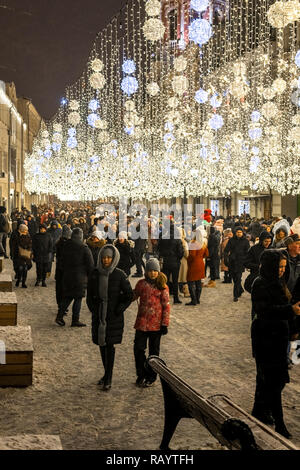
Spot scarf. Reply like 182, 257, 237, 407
96, 245, 120, 347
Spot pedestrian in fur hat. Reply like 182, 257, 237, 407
87, 232, 107, 266
10, 224, 32, 288
133, 258, 170, 387
87, 245, 133, 391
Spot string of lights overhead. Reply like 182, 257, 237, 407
24, 0, 300, 201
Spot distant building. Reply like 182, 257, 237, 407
0, 80, 47, 213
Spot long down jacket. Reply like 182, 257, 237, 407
251, 250, 300, 382
87, 267, 133, 345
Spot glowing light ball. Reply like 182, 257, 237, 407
251, 111, 261, 122
261, 102, 278, 119
121, 76, 139, 96
89, 72, 106, 90
146, 82, 160, 96
172, 76, 189, 95
272, 78, 287, 94
87, 113, 100, 127
143, 18, 165, 42
88, 99, 100, 111
188, 19, 213, 46
68, 112, 81, 126
190, 0, 209, 13
210, 94, 222, 108
174, 57, 187, 73
248, 128, 262, 140
291, 89, 300, 106
91, 58, 104, 72
124, 100, 135, 112
195, 88, 208, 104
145, 0, 161, 17
122, 60, 136, 75
69, 100, 80, 111
209, 114, 224, 130
67, 137, 78, 149
295, 50, 300, 68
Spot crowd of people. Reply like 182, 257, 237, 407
1, 202, 300, 439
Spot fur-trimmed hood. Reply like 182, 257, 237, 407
87, 237, 106, 250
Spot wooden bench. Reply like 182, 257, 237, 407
0, 435, 63, 450
0, 273, 12, 292
147, 356, 298, 451
0, 292, 17, 326
0, 326, 33, 387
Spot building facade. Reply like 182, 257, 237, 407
0, 80, 48, 214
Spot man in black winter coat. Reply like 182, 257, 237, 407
32, 224, 53, 287
55, 225, 72, 316
158, 224, 184, 304
87, 245, 133, 391
224, 226, 250, 301
55, 228, 94, 328
132, 223, 146, 278
207, 226, 220, 284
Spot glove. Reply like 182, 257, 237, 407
160, 325, 168, 336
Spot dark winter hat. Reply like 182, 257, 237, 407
259, 249, 287, 282
39, 223, 47, 231
62, 224, 72, 240
234, 226, 244, 234
283, 234, 300, 247
101, 246, 114, 258
71, 227, 83, 243
145, 258, 160, 272
259, 230, 273, 243
50, 220, 59, 227
0, 206, 6, 214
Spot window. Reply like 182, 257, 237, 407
169, 8, 178, 41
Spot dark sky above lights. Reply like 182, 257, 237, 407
0, 0, 126, 119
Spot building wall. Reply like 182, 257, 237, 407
0, 80, 46, 213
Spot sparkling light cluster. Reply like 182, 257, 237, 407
25, 0, 300, 201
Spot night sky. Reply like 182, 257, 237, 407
0, 0, 126, 119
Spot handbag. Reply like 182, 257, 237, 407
18, 245, 32, 260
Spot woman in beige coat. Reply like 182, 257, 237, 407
178, 228, 190, 297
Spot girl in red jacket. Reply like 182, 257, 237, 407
133, 258, 170, 387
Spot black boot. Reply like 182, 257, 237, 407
99, 347, 107, 386
102, 346, 115, 391
186, 284, 197, 306
275, 422, 292, 439
173, 295, 182, 304
35, 280, 41, 287
16, 279, 20, 287
251, 403, 274, 425
195, 282, 202, 305
55, 313, 65, 327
